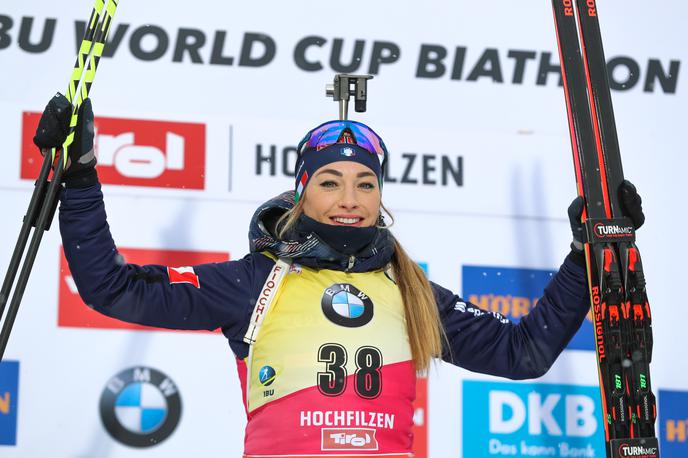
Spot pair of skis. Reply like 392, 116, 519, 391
0, 0, 119, 360
551, 1, 659, 457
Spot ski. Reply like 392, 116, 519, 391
575, 0, 658, 447
550, 1, 659, 457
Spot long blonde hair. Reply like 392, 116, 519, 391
276, 199, 445, 371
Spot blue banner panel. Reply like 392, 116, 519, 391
659, 389, 688, 457
462, 265, 594, 351
463, 380, 605, 457
0, 360, 19, 446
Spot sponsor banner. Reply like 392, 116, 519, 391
412, 375, 428, 458
463, 380, 604, 457
58, 247, 228, 330
659, 389, 688, 457
0, 360, 19, 446
417, 262, 429, 276
232, 119, 581, 218
100, 366, 182, 447
21, 112, 206, 189
462, 265, 594, 351
0, 12, 680, 95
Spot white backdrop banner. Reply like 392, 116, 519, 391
0, 1, 686, 457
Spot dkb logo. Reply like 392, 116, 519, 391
462, 381, 604, 457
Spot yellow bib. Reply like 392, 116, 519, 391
242, 257, 416, 456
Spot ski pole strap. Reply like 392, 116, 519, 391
243, 258, 291, 345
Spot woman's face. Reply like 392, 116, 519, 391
302, 161, 381, 227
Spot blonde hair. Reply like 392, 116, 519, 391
276, 200, 445, 371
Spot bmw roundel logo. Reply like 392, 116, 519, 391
321, 283, 374, 327
259, 366, 276, 386
99, 367, 182, 448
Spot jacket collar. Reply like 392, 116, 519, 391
248, 191, 395, 272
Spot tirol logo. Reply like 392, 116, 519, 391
259, 366, 276, 386
322, 428, 378, 451
100, 367, 182, 448
21, 112, 205, 189
58, 246, 228, 331
0, 361, 19, 446
462, 265, 594, 351
659, 389, 688, 456
321, 284, 374, 327
462, 381, 604, 457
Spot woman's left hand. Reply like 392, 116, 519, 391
568, 180, 645, 251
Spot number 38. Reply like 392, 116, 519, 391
317, 343, 382, 399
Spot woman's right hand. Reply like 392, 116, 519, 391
33, 93, 98, 188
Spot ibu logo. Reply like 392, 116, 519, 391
462, 265, 594, 351
659, 389, 688, 457
259, 365, 277, 398
463, 381, 604, 457
259, 366, 276, 386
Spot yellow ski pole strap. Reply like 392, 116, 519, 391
243, 258, 291, 345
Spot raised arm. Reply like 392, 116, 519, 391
33, 94, 264, 339
434, 251, 590, 379
59, 182, 264, 336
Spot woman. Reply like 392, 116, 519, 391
33, 94, 643, 457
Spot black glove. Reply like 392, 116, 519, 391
568, 180, 645, 251
618, 180, 645, 229
33, 93, 97, 188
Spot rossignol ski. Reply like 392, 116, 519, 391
551, 1, 659, 457
0, 0, 120, 360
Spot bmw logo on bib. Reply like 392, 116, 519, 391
321, 283, 374, 327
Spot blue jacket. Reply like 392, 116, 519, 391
59, 184, 590, 379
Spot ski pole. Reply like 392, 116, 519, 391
0, 156, 52, 322
0, 0, 119, 361
0, 0, 105, 330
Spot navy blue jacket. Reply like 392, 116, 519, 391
59, 184, 590, 379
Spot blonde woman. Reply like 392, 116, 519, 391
33, 95, 644, 457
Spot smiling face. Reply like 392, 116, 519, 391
301, 161, 381, 227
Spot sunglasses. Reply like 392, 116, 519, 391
297, 120, 388, 167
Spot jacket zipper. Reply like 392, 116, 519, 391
346, 255, 355, 271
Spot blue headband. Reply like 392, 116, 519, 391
294, 143, 383, 202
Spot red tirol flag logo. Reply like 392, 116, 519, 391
21, 113, 206, 189
167, 266, 200, 288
